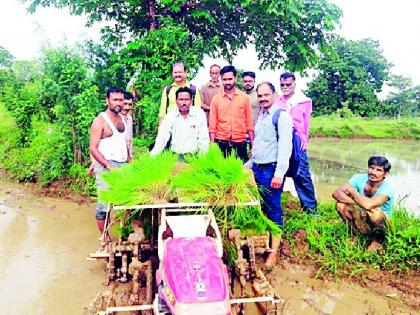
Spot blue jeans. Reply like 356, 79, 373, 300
252, 163, 284, 227
94, 160, 126, 220
292, 150, 318, 213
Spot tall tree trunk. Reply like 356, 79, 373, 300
148, 0, 157, 30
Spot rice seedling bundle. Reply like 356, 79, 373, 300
99, 151, 178, 206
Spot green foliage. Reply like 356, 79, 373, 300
25, 0, 341, 72
384, 75, 420, 118
99, 152, 178, 206
110, 24, 208, 142
39, 47, 104, 164
307, 37, 392, 117
310, 117, 420, 139
2, 119, 67, 184
0, 103, 20, 161
282, 198, 420, 276
0, 46, 13, 69
67, 163, 96, 196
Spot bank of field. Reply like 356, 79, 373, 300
311, 117, 420, 139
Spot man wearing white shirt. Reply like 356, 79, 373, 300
151, 87, 209, 156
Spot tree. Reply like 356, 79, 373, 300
0, 46, 13, 69
386, 75, 420, 118
38, 47, 103, 164
306, 37, 392, 117
26, 0, 342, 71
26, 0, 342, 142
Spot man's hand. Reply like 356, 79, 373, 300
270, 176, 283, 189
340, 183, 354, 195
244, 165, 252, 173
87, 164, 94, 177
106, 164, 118, 170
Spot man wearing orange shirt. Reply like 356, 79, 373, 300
209, 65, 254, 162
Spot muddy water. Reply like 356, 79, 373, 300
284, 139, 420, 216
0, 178, 104, 315
0, 178, 417, 315
268, 262, 417, 315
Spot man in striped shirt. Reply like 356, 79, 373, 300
151, 87, 209, 156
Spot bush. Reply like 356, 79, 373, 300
67, 163, 96, 196
2, 119, 67, 184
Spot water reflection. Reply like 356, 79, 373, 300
307, 139, 420, 216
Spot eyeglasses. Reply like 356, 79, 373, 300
280, 82, 293, 87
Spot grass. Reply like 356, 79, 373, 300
282, 194, 420, 277
310, 117, 420, 139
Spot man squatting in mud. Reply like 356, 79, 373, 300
333, 156, 395, 252
89, 87, 130, 233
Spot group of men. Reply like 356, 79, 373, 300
89, 62, 395, 263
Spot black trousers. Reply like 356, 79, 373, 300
215, 139, 248, 162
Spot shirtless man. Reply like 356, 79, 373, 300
89, 87, 129, 233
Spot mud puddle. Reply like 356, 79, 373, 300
0, 178, 418, 314
0, 179, 104, 315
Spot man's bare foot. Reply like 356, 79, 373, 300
264, 252, 278, 268
367, 240, 383, 253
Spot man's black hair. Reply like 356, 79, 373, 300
280, 71, 296, 81
173, 62, 186, 71
368, 156, 391, 172
123, 92, 133, 100
175, 86, 193, 99
220, 65, 237, 77
242, 71, 256, 79
106, 87, 124, 98
256, 82, 276, 93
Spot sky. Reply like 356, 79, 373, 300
1, 0, 420, 89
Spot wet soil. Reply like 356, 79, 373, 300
0, 178, 104, 315
0, 177, 418, 315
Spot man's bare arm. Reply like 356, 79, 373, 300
332, 183, 356, 204
89, 117, 114, 169
347, 187, 389, 210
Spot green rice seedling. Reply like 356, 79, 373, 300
172, 145, 281, 237
99, 151, 178, 206
172, 145, 259, 206
231, 206, 282, 236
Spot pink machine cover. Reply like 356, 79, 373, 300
163, 236, 228, 303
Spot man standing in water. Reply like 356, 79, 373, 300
275, 72, 318, 214
245, 82, 293, 267
333, 156, 395, 252
90, 87, 129, 233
